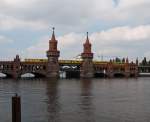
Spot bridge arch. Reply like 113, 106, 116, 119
60, 65, 80, 78
33, 73, 46, 78
21, 72, 46, 78
94, 72, 107, 78
65, 71, 80, 78
130, 73, 136, 77
0, 73, 7, 78
113, 73, 125, 78
0, 72, 13, 78
21, 73, 35, 78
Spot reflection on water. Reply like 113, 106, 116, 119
79, 79, 95, 122
46, 80, 60, 122
1, 78, 150, 122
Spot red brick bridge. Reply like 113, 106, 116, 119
0, 29, 138, 79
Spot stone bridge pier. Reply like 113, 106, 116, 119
107, 61, 114, 78
80, 32, 94, 78
13, 55, 21, 79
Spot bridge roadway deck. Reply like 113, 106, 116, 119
24, 59, 124, 65
0, 59, 138, 78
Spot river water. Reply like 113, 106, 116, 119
0, 78, 150, 122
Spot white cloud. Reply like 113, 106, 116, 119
118, 0, 150, 8
0, 0, 113, 31
58, 33, 83, 48
91, 25, 150, 44
0, 0, 150, 31
4, 0, 36, 6
0, 15, 48, 30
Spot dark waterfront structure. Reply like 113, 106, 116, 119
0, 29, 139, 79
12, 94, 21, 122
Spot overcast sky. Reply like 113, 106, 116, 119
0, 0, 150, 61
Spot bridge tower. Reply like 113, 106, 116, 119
107, 59, 114, 78
125, 57, 130, 78
13, 55, 21, 79
80, 32, 94, 78
135, 58, 139, 77
136, 58, 138, 65
46, 28, 60, 78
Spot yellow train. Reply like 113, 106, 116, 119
24, 59, 111, 64
24, 59, 47, 62
24, 59, 82, 64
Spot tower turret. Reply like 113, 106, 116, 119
136, 57, 138, 65
81, 32, 93, 59
46, 28, 60, 78
125, 57, 130, 78
49, 28, 58, 52
13, 55, 21, 79
80, 32, 94, 78
126, 57, 129, 64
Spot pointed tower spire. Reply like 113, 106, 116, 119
126, 57, 129, 63
86, 32, 90, 44
83, 32, 92, 54
51, 27, 56, 41
48, 27, 58, 51
136, 57, 138, 65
